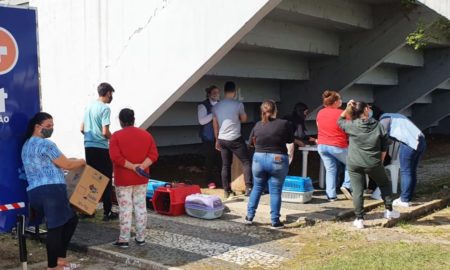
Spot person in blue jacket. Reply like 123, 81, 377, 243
379, 113, 426, 207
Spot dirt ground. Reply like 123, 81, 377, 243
150, 146, 322, 188
1, 136, 448, 269
151, 135, 450, 189
1, 206, 448, 270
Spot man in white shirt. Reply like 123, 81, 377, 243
197, 85, 221, 188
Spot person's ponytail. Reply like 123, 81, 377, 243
260, 100, 277, 124
349, 101, 368, 120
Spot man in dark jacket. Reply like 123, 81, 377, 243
197, 85, 221, 188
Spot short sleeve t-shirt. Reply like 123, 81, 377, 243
83, 100, 111, 149
316, 107, 348, 148
212, 99, 246, 141
21, 137, 65, 191
249, 119, 294, 154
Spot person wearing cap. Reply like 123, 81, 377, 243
109, 108, 159, 248
197, 85, 221, 189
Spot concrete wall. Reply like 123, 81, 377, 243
419, 0, 450, 19
428, 115, 450, 134
29, 0, 281, 157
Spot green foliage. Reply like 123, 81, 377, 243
406, 18, 450, 50
406, 24, 427, 50
435, 17, 450, 40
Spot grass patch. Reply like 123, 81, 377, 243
285, 241, 450, 270
396, 220, 412, 229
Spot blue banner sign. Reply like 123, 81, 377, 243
0, 6, 40, 232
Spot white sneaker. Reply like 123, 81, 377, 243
384, 209, 400, 220
393, 198, 410, 208
353, 219, 364, 229
370, 188, 382, 200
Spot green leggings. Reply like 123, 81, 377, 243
348, 164, 393, 219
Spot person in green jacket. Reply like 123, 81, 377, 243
338, 100, 400, 229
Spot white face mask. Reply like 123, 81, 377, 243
210, 94, 220, 102
368, 109, 373, 118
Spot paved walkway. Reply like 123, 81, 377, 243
67, 156, 450, 269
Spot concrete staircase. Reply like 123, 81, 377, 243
150, 0, 450, 153
4, 0, 449, 154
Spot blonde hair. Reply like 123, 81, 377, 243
322, 90, 341, 107
260, 100, 277, 123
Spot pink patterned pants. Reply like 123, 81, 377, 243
116, 184, 147, 242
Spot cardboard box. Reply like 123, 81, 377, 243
230, 154, 246, 193
65, 165, 110, 215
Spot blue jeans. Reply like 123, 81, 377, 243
399, 136, 426, 202
317, 144, 351, 198
247, 152, 289, 224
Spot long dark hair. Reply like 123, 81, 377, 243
24, 112, 53, 140
349, 101, 369, 120
290, 102, 308, 132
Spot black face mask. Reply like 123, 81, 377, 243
41, 128, 54, 138
108, 95, 113, 103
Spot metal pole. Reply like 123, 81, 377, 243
16, 215, 27, 270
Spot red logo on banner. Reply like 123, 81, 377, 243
0, 27, 19, 75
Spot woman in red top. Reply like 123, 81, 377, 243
109, 108, 158, 248
316, 90, 352, 201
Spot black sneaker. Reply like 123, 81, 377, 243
244, 187, 252, 197
224, 191, 236, 200
244, 216, 253, 225
271, 221, 284, 229
134, 238, 146, 246
112, 241, 129, 248
103, 212, 119, 221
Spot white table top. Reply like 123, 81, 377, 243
298, 145, 318, 151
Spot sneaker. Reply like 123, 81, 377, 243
134, 238, 146, 246
244, 216, 253, 225
112, 241, 129, 248
103, 212, 119, 221
327, 196, 338, 202
271, 221, 285, 229
244, 187, 252, 197
340, 187, 353, 200
393, 198, 410, 208
224, 191, 236, 200
384, 209, 401, 220
353, 218, 364, 229
370, 188, 382, 200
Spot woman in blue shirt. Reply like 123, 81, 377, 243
22, 112, 85, 270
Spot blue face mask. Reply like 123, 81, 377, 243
368, 110, 373, 119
